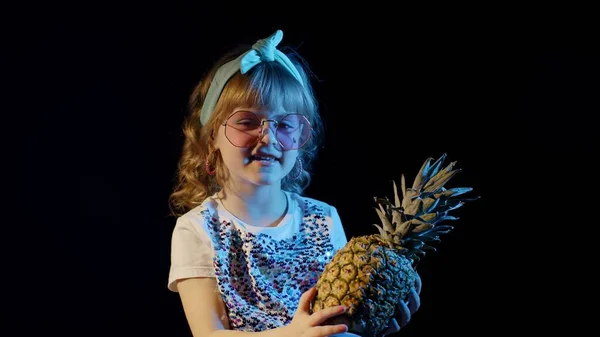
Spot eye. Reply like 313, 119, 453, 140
278, 121, 295, 129
236, 119, 255, 125
234, 119, 261, 128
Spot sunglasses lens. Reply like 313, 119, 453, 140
224, 111, 261, 147
276, 114, 311, 150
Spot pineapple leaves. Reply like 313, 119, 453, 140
393, 180, 401, 208
426, 153, 447, 180
400, 175, 407, 201
431, 214, 459, 226
402, 237, 425, 250
413, 223, 434, 232
442, 187, 474, 197
417, 212, 437, 223
414, 225, 455, 239
403, 195, 421, 216
422, 197, 439, 213
434, 200, 465, 213
373, 224, 387, 238
422, 244, 437, 252
369, 154, 478, 261
412, 156, 433, 190
374, 206, 394, 235
423, 162, 460, 194
394, 220, 412, 238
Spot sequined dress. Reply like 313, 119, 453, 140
168, 191, 347, 331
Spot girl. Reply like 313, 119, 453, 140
167, 30, 421, 337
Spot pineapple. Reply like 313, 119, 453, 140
311, 154, 479, 337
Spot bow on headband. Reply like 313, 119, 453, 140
200, 30, 304, 125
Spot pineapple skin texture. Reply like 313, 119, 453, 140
311, 234, 417, 337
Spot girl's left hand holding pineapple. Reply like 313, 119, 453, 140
378, 272, 422, 336
330, 273, 421, 337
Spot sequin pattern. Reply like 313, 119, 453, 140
203, 200, 335, 331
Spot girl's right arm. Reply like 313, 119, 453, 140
176, 279, 350, 337
176, 277, 232, 337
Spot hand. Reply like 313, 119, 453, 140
285, 287, 350, 337
379, 273, 422, 336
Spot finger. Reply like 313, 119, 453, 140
313, 324, 348, 337
406, 287, 420, 314
395, 300, 411, 328
380, 318, 400, 336
309, 305, 347, 326
414, 273, 422, 294
297, 287, 317, 314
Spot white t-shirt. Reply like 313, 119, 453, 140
168, 190, 348, 331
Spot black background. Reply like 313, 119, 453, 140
4, 4, 597, 336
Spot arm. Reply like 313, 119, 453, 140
177, 279, 347, 337
170, 217, 289, 337
177, 277, 287, 337
176, 277, 231, 337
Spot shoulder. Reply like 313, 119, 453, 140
172, 195, 220, 237
286, 192, 348, 249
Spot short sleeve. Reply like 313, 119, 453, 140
167, 215, 216, 292
329, 206, 348, 252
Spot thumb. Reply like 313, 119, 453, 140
297, 287, 317, 314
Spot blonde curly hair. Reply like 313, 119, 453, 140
168, 45, 324, 217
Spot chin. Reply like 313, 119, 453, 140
244, 164, 286, 186
251, 174, 283, 186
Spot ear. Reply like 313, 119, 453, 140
208, 129, 219, 151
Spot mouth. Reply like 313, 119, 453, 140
249, 154, 280, 164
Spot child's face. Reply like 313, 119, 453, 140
214, 107, 301, 188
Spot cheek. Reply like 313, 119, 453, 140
282, 152, 299, 170
220, 148, 250, 167
216, 129, 248, 151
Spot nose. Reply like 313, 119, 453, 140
258, 120, 278, 144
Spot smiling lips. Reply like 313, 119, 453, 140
249, 154, 279, 166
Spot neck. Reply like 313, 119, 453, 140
219, 182, 287, 228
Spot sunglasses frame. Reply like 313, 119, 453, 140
220, 110, 312, 150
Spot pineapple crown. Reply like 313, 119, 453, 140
372, 153, 480, 264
